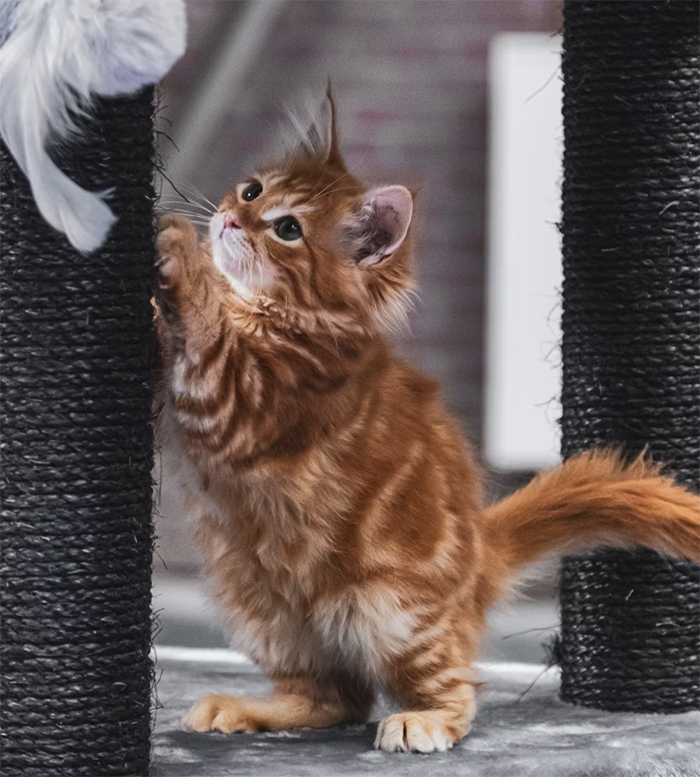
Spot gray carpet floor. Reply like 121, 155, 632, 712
152, 647, 700, 777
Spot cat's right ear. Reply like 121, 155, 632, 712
352, 186, 414, 265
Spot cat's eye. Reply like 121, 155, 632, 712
274, 216, 303, 241
242, 182, 263, 202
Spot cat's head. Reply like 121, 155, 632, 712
208, 94, 415, 332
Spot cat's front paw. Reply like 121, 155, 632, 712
157, 213, 198, 253
155, 214, 200, 317
375, 712, 457, 753
182, 693, 258, 734
156, 214, 197, 286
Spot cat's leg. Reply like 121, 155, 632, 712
155, 214, 223, 354
375, 641, 478, 753
182, 672, 374, 734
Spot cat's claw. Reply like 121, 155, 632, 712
374, 712, 454, 753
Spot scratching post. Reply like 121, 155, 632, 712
558, 0, 699, 712
0, 91, 156, 773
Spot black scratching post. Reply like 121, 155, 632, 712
0, 91, 156, 774
558, 1, 700, 712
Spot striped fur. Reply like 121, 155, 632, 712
155, 113, 699, 753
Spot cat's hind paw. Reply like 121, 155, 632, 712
374, 712, 456, 753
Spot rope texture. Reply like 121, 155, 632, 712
0, 91, 156, 774
558, 0, 700, 713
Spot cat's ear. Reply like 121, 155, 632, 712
353, 186, 414, 265
288, 88, 347, 171
325, 87, 346, 172
298, 104, 331, 157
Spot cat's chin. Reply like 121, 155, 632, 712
221, 272, 257, 301
208, 243, 257, 299
209, 220, 276, 299
217, 266, 260, 302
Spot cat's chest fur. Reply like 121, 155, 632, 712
158, 400, 413, 678
158, 399, 331, 587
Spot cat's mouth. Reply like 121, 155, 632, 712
210, 211, 232, 242
209, 213, 275, 293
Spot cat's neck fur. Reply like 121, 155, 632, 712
168, 265, 390, 472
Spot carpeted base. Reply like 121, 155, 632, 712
153, 648, 700, 777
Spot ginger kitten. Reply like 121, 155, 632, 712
155, 97, 699, 753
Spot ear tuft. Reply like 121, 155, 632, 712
282, 88, 347, 171
324, 85, 346, 171
353, 185, 414, 265
285, 98, 331, 157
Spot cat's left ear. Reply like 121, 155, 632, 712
324, 88, 346, 172
294, 88, 347, 172
353, 185, 414, 265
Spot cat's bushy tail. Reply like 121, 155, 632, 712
484, 449, 700, 575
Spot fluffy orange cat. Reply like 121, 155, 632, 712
155, 97, 700, 753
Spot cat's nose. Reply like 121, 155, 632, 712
223, 211, 242, 230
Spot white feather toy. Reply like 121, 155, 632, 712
0, 0, 186, 253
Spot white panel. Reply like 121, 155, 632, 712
484, 33, 563, 472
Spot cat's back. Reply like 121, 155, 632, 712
379, 354, 472, 461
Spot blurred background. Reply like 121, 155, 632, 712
153, 0, 564, 664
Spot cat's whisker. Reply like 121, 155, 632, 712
156, 216, 211, 227
241, 252, 253, 292
180, 182, 219, 212
157, 207, 210, 218
250, 259, 258, 293
306, 185, 361, 207
306, 173, 350, 204
157, 200, 212, 211
158, 213, 211, 228
308, 172, 344, 198
158, 199, 215, 215
157, 204, 212, 219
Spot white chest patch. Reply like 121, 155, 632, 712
314, 586, 415, 679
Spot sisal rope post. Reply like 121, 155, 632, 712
0, 91, 156, 774
558, 0, 700, 712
